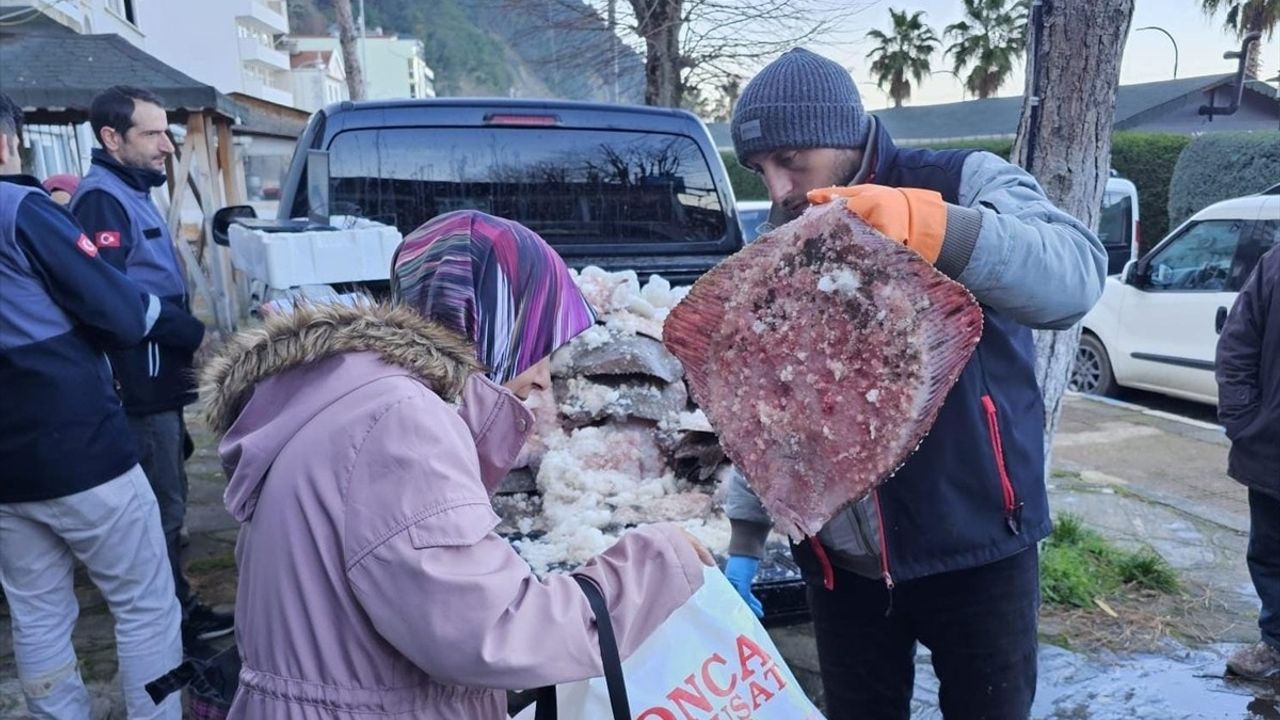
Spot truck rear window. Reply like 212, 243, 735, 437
321, 127, 728, 248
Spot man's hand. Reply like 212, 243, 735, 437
807, 185, 948, 264
724, 555, 764, 618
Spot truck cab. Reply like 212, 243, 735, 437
276, 98, 745, 286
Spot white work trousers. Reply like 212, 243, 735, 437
0, 465, 182, 719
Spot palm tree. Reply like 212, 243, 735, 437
944, 0, 1029, 100
1201, 0, 1279, 77
865, 9, 940, 108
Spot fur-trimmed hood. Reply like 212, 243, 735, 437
200, 302, 492, 522
201, 301, 482, 436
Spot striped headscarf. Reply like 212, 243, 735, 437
391, 210, 597, 385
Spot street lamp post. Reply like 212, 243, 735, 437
1136, 26, 1178, 79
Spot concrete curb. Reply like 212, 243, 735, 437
1065, 391, 1225, 433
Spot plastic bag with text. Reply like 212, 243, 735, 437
516, 566, 824, 720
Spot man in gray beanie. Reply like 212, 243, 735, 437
722, 48, 1107, 720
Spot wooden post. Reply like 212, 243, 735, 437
216, 120, 253, 311
166, 127, 197, 242
217, 122, 243, 206
216, 120, 252, 312
193, 112, 238, 333
162, 116, 221, 337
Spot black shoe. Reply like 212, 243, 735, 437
184, 601, 234, 641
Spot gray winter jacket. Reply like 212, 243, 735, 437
726, 121, 1106, 579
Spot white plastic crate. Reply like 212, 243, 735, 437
228, 216, 402, 290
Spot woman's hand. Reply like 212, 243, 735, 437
680, 528, 716, 566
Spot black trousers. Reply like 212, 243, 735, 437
807, 547, 1040, 720
128, 410, 192, 609
1248, 488, 1280, 651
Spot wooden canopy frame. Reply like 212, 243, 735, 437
162, 112, 244, 337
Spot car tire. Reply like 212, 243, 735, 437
1070, 333, 1118, 397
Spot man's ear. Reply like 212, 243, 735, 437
0, 133, 17, 170
99, 126, 121, 152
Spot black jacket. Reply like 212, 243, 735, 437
71, 150, 204, 415
1217, 243, 1280, 496
1, 175, 149, 501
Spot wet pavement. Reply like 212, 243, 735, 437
770, 392, 1276, 719
3, 392, 1277, 718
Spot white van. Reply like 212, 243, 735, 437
1099, 175, 1141, 275
1071, 191, 1280, 404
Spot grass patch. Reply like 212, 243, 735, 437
1040, 514, 1179, 608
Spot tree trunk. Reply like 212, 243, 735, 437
1010, 0, 1134, 476
1245, 36, 1261, 78
334, 0, 366, 101
631, 0, 684, 106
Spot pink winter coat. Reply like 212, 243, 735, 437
201, 303, 706, 719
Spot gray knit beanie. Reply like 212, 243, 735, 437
732, 48, 872, 165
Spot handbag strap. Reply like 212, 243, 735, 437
532, 576, 631, 720
575, 574, 631, 720
533, 685, 557, 720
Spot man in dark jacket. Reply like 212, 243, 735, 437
71, 85, 232, 644
0, 92, 183, 719
721, 49, 1106, 719
1218, 239, 1280, 680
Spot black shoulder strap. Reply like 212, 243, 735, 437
532, 576, 632, 720
145, 660, 197, 704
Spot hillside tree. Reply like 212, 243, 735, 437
499, 0, 848, 108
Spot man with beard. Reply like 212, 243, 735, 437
721, 49, 1106, 720
71, 85, 230, 648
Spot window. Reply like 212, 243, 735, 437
738, 206, 771, 243
1146, 220, 1246, 292
1097, 192, 1133, 252
1259, 219, 1278, 256
106, 0, 136, 24
1228, 218, 1279, 289
245, 154, 289, 202
312, 127, 728, 249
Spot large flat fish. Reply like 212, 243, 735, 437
663, 200, 983, 539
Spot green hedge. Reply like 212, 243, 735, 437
922, 138, 1013, 158
720, 150, 768, 200
1167, 132, 1280, 230
1110, 132, 1190, 251
922, 133, 1187, 252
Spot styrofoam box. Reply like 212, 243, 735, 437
229, 216, 402, 290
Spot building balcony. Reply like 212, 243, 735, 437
235, 0, 289, 35
243, 77, 296, 107
239, 36, 290, 71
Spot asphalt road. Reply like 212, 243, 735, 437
1096, 387, 1221, 426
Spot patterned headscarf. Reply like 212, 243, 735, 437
391, 210, 597, 385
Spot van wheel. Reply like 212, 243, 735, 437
1070, 333, 1118, 397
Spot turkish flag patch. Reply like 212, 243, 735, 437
76, 234, 99, 258
95, 230, 121, 248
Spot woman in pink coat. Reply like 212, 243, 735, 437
201, 210, 711, 718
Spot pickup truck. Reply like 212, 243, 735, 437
218, 97, 807, 626
273, 97, 746, 286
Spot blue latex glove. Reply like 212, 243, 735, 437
724, 555, 764, 619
